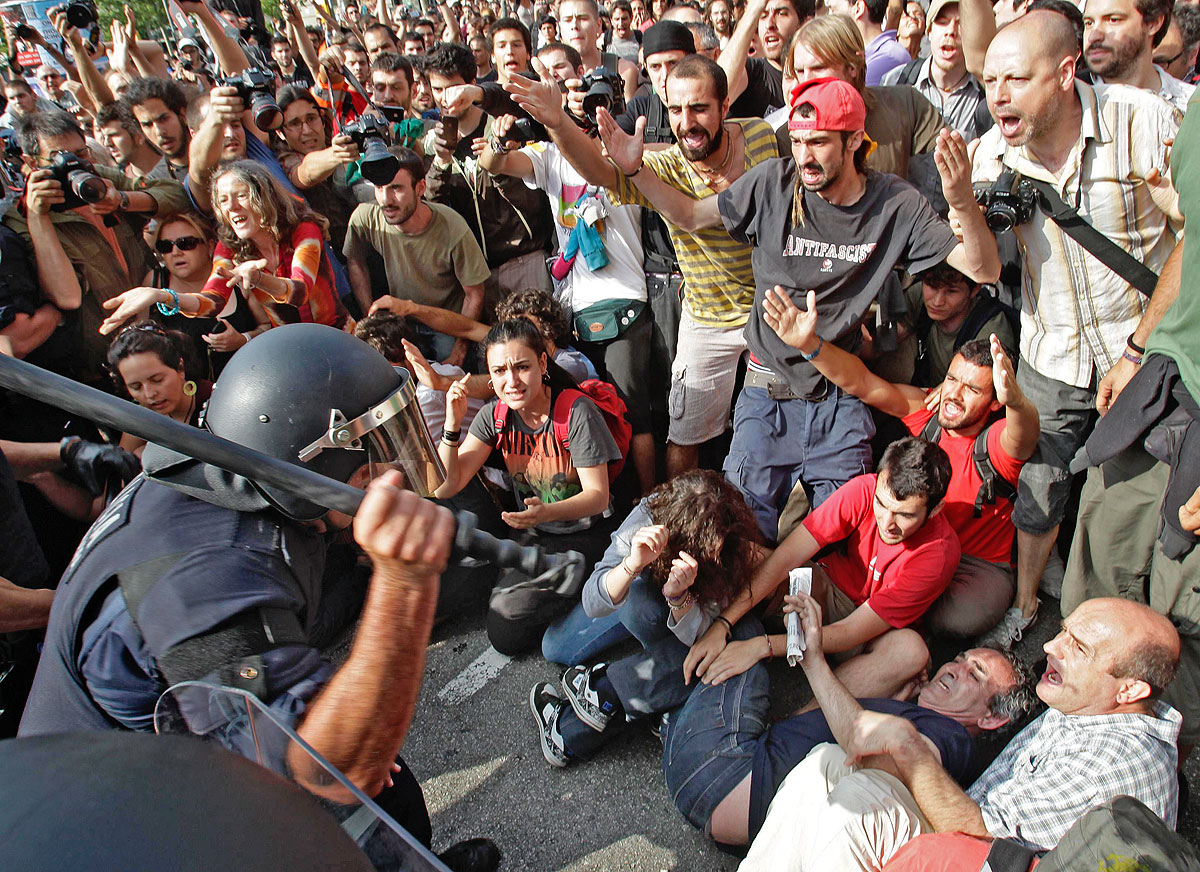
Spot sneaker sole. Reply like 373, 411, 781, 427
528, 684, 569, 769
560, 670, 609, 733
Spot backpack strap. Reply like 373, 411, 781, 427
970, 421, 1018, 517
954, 293, 1006, 350
551, 388, 584, 452
920, 412, 942, 444
897, 56, 924, 86
493, 400, 510, 445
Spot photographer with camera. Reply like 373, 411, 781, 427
423, 42, 555, 298
3, 111, 188, 389
967, 11, 1183, 645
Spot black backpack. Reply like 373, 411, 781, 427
920, 414, 1017, 517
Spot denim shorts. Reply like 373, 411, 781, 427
661, 616, 769, 832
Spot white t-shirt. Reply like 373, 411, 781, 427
519, 141, 646, 312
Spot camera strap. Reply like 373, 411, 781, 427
1027, 179, 1160, 297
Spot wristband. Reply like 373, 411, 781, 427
715, 614, 733, 640
441, 428, 462, 446
1127, 332, 1146, 355
155, 287, 180, 317
800, 335, 824, 362
627, 160, 644, 178
1121, 349, 1144, 366
764, 634, 774, 660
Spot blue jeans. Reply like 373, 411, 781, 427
661, 615, 769, 833
542, 575, 670, 665
724, 385, 874, 541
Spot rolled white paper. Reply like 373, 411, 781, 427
786, 567, 812, 666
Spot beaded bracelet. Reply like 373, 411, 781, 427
800, 336, 824, 362
155, 287, 180, 317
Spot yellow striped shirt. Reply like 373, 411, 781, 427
612, 118, 779, 326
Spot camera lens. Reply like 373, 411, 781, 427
985, 203, 1017, 234
250, 92, 283, 131
360, 137, 399, 185
65, 0, 97, 29
68, 169, 106, 204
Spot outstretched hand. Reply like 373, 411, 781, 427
596, 107, 644, 176
934, 128, 974, 211
763, 287, 819, 352
990, 333, 1021, 407
504, 57, 567, 129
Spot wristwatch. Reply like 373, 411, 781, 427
117, 190, 130, 211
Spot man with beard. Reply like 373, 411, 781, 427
721, 0, 813, 117
511, 54, 780, 479
95, 103, 171, 180
1083, 0, 1194, 112
124, 77, 192, 181
604, 77, 999, 545
969, 11, 1182, 646
763, 292, 1039, 639
345, 146, 490, 363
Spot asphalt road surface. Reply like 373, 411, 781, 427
395, 594, 1200, 871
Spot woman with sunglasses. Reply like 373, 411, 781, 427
145, 212, 270, 377
100, 161, 349, 335
274, 86, 358, 254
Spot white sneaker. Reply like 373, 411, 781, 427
980, 607, 1036, 650
1040, 550, 1065, 599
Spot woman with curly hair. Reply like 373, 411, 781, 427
100, 161, 348, 335
531, 469, 767, 768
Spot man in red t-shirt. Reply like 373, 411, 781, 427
763, 288, 1041, 643
687, 437, 959, 703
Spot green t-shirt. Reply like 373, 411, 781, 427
343, 201, 490, 310
1145, 92, 1200, 397
905, 281, 1016, 386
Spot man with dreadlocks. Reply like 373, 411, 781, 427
605, 77, 1001, 549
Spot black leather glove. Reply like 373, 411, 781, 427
59, 437, 141, 496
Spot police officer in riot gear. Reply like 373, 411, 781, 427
18, 324, 498, 870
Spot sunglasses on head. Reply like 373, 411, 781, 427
155, 235, 204, 253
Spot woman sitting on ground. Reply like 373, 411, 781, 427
436, 318, 624, 655
531, 470, 768, 767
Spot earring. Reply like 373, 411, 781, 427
542, 371, 550, 384
183, 380, 197, 397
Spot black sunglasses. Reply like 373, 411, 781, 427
156, 235, 204, 253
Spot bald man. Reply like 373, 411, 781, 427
968, 11, 1183, 648
746, 597, 1182, 870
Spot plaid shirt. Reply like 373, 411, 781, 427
971, 81, 1182, 389
967, 701, 1181, 851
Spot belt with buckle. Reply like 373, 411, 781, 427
744, 368, 799, 400
744, 369, 833, 402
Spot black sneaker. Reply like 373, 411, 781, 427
529, 683, 571, 768
437, 838, 502, 872
561, 662, 616, 732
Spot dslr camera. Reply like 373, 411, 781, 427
47, 151, 106, 210
64, 0, 97, 29
219, 69, 283, 131
342, 114, 399, 185
502, 116, 549, 148
578, 66, 625, 127
973, 169, 1038, 233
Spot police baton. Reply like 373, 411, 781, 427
0, 353, 586, 593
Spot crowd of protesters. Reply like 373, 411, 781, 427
2, 0, 1200, 867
